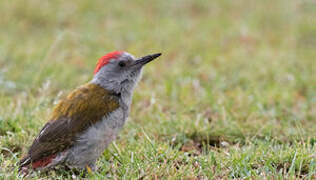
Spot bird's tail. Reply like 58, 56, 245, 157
18, 156, 31, 176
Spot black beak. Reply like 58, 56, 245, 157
132, 53, 161, 68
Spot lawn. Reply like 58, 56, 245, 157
0, 0, 315, 179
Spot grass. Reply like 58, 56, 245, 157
0, 0, 315, 179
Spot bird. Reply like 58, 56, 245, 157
18, 51, 161, 174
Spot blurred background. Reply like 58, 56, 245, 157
0, 0, 315, 178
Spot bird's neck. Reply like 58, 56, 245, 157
91, 76, 135, 109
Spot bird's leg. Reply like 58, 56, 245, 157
86, 160, 96, 173
85, 165, 92, 174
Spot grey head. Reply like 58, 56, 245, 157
91, 51, 161, 97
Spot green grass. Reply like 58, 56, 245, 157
0, 0, 316, 179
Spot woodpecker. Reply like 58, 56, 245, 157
18, 51, 161, 174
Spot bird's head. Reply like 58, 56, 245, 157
92, 51, 161, 93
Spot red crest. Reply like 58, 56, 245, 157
94, 51, 123, 74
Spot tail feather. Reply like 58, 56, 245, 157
18, 153, 65, 176
18, 156, 31, 176
19, 156, 31, 168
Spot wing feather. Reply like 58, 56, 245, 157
20, 83, 120, 167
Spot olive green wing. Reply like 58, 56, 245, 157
22, 83, 120, 166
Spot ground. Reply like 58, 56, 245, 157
0, 0, 315, 179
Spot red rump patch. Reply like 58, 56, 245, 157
94, 51, 124, 74
32, 154, 57, 169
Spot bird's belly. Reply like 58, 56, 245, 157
65, 108, 126, 169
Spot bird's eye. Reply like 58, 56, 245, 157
118, 61, 126, 67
